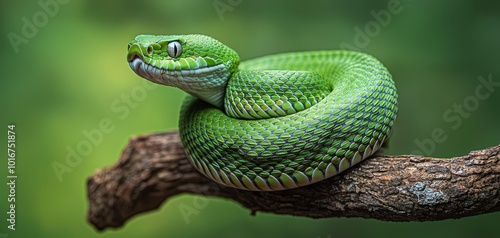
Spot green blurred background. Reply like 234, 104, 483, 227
1, 0, 499, 237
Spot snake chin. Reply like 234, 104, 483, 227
129, 58, 147, 79
129, 57, 230, 107
129, 58, 169, 85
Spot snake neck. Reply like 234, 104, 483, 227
175, 64, 232, 109
186, 69, 229, 110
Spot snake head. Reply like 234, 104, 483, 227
127, 34, 240, 108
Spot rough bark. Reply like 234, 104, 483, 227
86, 131, 500, 231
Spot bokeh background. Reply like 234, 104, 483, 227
1, 0, 499, 237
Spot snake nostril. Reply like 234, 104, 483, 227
147, 46, 153, 55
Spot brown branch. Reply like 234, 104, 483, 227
86, 131, 500, 231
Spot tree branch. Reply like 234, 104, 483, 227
86, 131, 500, 231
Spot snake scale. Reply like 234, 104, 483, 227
127, 34, 398, 191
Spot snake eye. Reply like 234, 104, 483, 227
167, 41, 182, 58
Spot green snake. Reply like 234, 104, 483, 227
127, 34, 398, 191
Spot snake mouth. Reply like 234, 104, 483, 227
129, 58, 149, 80
129, 57, 226, 85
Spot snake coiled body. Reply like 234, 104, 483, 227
127, 34, 398, 191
